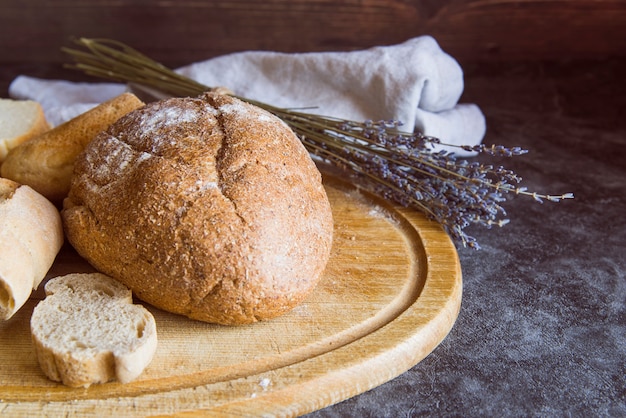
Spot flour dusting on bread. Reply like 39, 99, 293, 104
63, 92, 333, 325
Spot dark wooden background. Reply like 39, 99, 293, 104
1, 0, 625, 90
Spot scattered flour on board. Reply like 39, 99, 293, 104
250, 377, 272, 398
259, 377, 271, 390
344, 188, 398, 224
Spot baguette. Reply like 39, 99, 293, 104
0, 98, 50, 163
0, 178, 64, 320
30, 273, 158, 388
1, 93, 144, 202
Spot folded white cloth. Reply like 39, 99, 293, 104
9, 36, 485, 156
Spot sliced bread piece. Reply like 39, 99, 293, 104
30, 273, 158, 388
0, 98, 50, 163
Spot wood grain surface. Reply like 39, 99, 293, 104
0, 173, 461, 417
1, 0, 624, 69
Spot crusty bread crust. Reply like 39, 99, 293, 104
63, 92, 333, 325
0, 178, 64, 320
1, 93, 144, 202
30, 273, 158, 388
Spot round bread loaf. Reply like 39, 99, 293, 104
62, 92, 333, 325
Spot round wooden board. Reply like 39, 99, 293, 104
0, 173, 462, 417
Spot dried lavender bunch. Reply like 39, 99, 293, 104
251, 111, 572, 249
63, 38, 573, 249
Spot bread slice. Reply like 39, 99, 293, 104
0, 178, 64, 320
30, 273, 158, 388
0, 98, 50, 163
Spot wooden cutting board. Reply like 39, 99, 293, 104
0, 172, 462, 417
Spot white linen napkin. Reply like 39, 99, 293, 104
9, 36, 485, 156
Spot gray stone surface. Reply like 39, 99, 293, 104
306, 59, 626, 417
